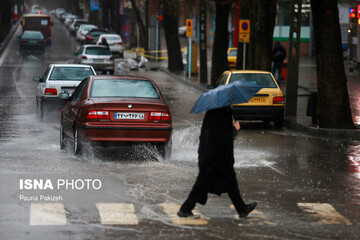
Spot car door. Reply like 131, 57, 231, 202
62, 78, 89, 138
37, 65, 52, 99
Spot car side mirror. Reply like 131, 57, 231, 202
59, 93, 70, 100
33, 77, 42, 82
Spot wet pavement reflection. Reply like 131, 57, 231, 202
0, 16, 359, 240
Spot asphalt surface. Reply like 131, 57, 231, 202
0, 16, 359, 240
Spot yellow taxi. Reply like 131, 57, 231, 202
227, 48, 237, 68
216, 70, 285, 128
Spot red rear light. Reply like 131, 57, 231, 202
86, 35, 92, 40
45, 88, 57, 95
86, 110, 110, 120
20, 39, 27, 43
81, 56, 87, 60
40, 40, 46, 44
273, 96, 284, 104
117, 42, 123, 45
110, 56, 114, 61
149, 112, 171, 121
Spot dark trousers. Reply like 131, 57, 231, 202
180, 177, 246, 214
272, 61, 283, 85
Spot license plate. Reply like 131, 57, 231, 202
114, 112, 144, 120
250, 97, 266, 103
93, 59, 104, 62
29, 40, 37, 44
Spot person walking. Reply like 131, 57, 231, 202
271, 41, 287, 86
177, 107, 257, 219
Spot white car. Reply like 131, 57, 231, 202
33, 64, 96, 119
64, 15, 77, 28
76, 24, 97, 42
69, 19, 88, 35
95, 34, 125, 57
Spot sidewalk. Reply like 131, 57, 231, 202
159, 56, 360, 140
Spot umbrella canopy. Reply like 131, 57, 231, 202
190, 81, 262, 114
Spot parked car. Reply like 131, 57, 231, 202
95, 33, 124, 57
227, 48, 237, 68
19, 30, 46, 53
33, 64, 96, 119
84, 28, 108, 44
64, 15, 77, 28
59, 75, 172, 158
76, 24, 97, 42
216, 70, 285, 128
69, 19, 88, 35
73, 45, 114, 74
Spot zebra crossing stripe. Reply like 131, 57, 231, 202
30, 203, 66, 226
297, 203, 352, 225
96, 203, 139, 225
158, 203, 208, 225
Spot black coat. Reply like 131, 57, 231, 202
190, 107, 239, 205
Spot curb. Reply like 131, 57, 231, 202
159, 68, 208, 93
0, 20, 21, 56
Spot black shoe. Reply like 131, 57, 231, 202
239, 202, 257, 218
177, 210, 200, 219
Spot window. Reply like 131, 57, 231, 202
49, 67, 95, 81
85, 47, 111, 55
229, 73, 277, 88
90, 79, 159, 99
72, 78, 89, 101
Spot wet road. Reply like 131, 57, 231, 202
0, 18, 360, 240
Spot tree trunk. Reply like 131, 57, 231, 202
248, 0, 277, 71
311, 0, 354, 129
129, 0, 147, 49
210, 0, 232, 87
163, 0, 184, 72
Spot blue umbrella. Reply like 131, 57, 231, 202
190, 81, 262, 114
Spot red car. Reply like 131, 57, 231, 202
59, 75, 172, 158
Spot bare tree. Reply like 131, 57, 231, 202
162, 0, 184, 72
248, 0, 277, 71
311, 0, 354, 129
210, 0, 232, 87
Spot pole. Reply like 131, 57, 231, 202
188, 37, 192, 79
242, 43, 246, 70
156, 16, 159, 63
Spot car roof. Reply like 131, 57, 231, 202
90, 75, 152, 81
83, 44, 108, 48
227, 70, 272, 74
99, 34, 121, 37
49, 64, 94, 68
23, 14, 50, 18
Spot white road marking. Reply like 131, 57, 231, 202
297, 203, 352, 225
158, 203, 208, 225
230, 205, 277, 226
96, 203, 139, 225
30, 203, 66, 226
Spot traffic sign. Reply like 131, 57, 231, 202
239, 20, 250, 43
186, 19, 192, 37
239, 20, 250, 34
239, 34, 250, 43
